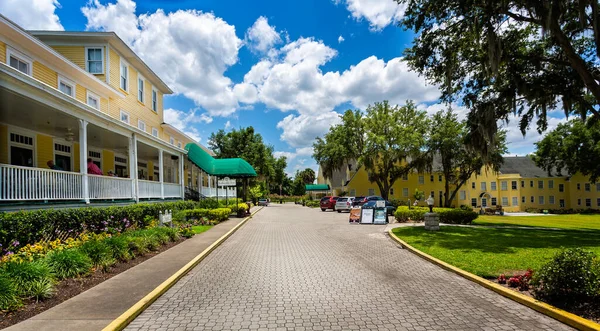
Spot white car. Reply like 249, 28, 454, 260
335, 197, 355, 213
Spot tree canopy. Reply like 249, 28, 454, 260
314, 100, 430, 200
429, 109, 507, 207
533, 118, 600, 182
398, 0, 600, 158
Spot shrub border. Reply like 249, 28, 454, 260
102, 206, 264, 331
388, 229, 600, 331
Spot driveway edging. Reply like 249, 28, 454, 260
102, 207, 264, 331
388, 229, 600, 331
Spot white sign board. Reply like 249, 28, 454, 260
218, 177, 236, 186
360, 208, 374, 224
376, 200, 385, 208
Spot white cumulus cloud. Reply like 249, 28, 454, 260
338, 35, 345, 43
164, 108, 214, 142
276, 112, 342, 148
245, 16, 281, 54
0, 0, 63, 30
335, 0, 406, 30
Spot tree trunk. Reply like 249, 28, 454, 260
444, 176, 451, 207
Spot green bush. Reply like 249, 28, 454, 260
437, 209, 478, 224
27, 278, 55, 301
80, 240, 116, 271
208, 208, 232, 222
45, 248, 93, 279
196, 199, 220, 209
147, 228, 170, 245
185, 208, 209, 220
1, 260, 54, 298
0, 201, 196, 250
532, 248, 600, 303
103, 236, 132, 262
126, 236, 149, 257
0, 272, 21, 310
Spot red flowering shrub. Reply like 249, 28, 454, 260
497, 274, 507, 284
504, 269, 533, 291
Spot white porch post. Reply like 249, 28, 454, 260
129, 134, 138, 202
159, 149, 164, 199
180, 153, 185, 199
208, 174, 212, 197
79, 119, 89, 204
199, 171, 203, 196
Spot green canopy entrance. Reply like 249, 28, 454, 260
305, 184, 330, 191
184, 143, 257, 178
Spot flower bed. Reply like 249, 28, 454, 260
394, 206, 478, 224
0, 201, 196, 253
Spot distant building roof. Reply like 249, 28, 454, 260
499, 156, 561, 178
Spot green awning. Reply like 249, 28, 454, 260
185, 143, 257, 178
305, 184, 330, 191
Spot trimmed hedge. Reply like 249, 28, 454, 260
184, 208, 232, 222
394, 206, 478, 224
0, 201, 195, 251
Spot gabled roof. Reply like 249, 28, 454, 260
185, 143, 257, 178
499, 156, 561, 178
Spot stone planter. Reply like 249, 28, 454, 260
424, 212, 440, 231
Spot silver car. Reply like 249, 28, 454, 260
335, 197, 354, 212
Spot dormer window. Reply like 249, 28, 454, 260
86, 47, 104, 74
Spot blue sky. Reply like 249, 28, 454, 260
1, 0, 565, 176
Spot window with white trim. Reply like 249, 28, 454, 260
538, 180, 544, 189
53, 141, 72, 171
169, 136, 174, 145
471, 198, 477, 207
481, 182, 486, 191
490, 182, 496, 191
85, 47, 104, 74
512, 197, 518, 206
586, 198, 591, 207
501, 181, 507, 191
549, 180, 554, 189
138, 76, 145, 103
522, 196, 525, 203
88, 149, 102, 168
403, 188, 409, 197
120, 110, 130, 124
120, 60, 128, 91
501, 197, 508, 206
481, 198, 487, 207
585, 183, 591, 191
459, 190, 466, 200
418, 175, 424, 185
138, 120, 146, 132
549, 196, 555, 204
7, 48, 32, 75
177, 142, 182, 148
86, 91, 100, 110
152, 127, 159, 138
152, 88, 158, 112
58, 76, 75, 97
539, 196, 545, 204
9, 131, 35, 167
491, 197, 497, 205
560, 199, 565, 208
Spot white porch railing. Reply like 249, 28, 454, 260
138, 180, 162, 199
201, 186, 237, 198
163, 183, 181, 198
88, 175, 133, 200
0, 164, 84, 201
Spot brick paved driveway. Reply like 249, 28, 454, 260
126, 204, 571, 331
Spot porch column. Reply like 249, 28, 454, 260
198, 169, 202, 194
129, 134, 138, 202
208, 174, 212, 197
159, 149, 164, 199
180, 153, 185, 199
79, 119, 90, 204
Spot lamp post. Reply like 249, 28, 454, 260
426, 195, 434, 213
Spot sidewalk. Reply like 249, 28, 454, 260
5, 210, 256, 331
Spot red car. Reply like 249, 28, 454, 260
320, 196, 339, 211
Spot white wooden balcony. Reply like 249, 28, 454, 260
138, 180, 162, 199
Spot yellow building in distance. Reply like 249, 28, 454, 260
0, 15, 238, 206
318, 156, 600, 212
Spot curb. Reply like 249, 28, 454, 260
102, 207, 264, 331
388, 229, 600, 331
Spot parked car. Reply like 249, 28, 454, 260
354, 195, 384, 207
352, 196, 365, 207
335, 197, 355, 213
362, 200, 397, 216
320, 196, 339, 211
258, 199, 269, 206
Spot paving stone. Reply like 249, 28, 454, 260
126, 204, 572, 331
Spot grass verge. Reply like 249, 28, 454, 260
474, 214, 600, 230
391, 226, 600, 278
191, 225, 213, 234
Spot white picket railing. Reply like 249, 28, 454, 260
88, 175, 133, 200
0, 164, 84, 201
201, 186, 236, 198
138, 180, 162, 199
163, 182, 181, 198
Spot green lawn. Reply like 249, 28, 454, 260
391, 226, 600, 278
474, 214, 600, 230
191, 225, 213, 234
